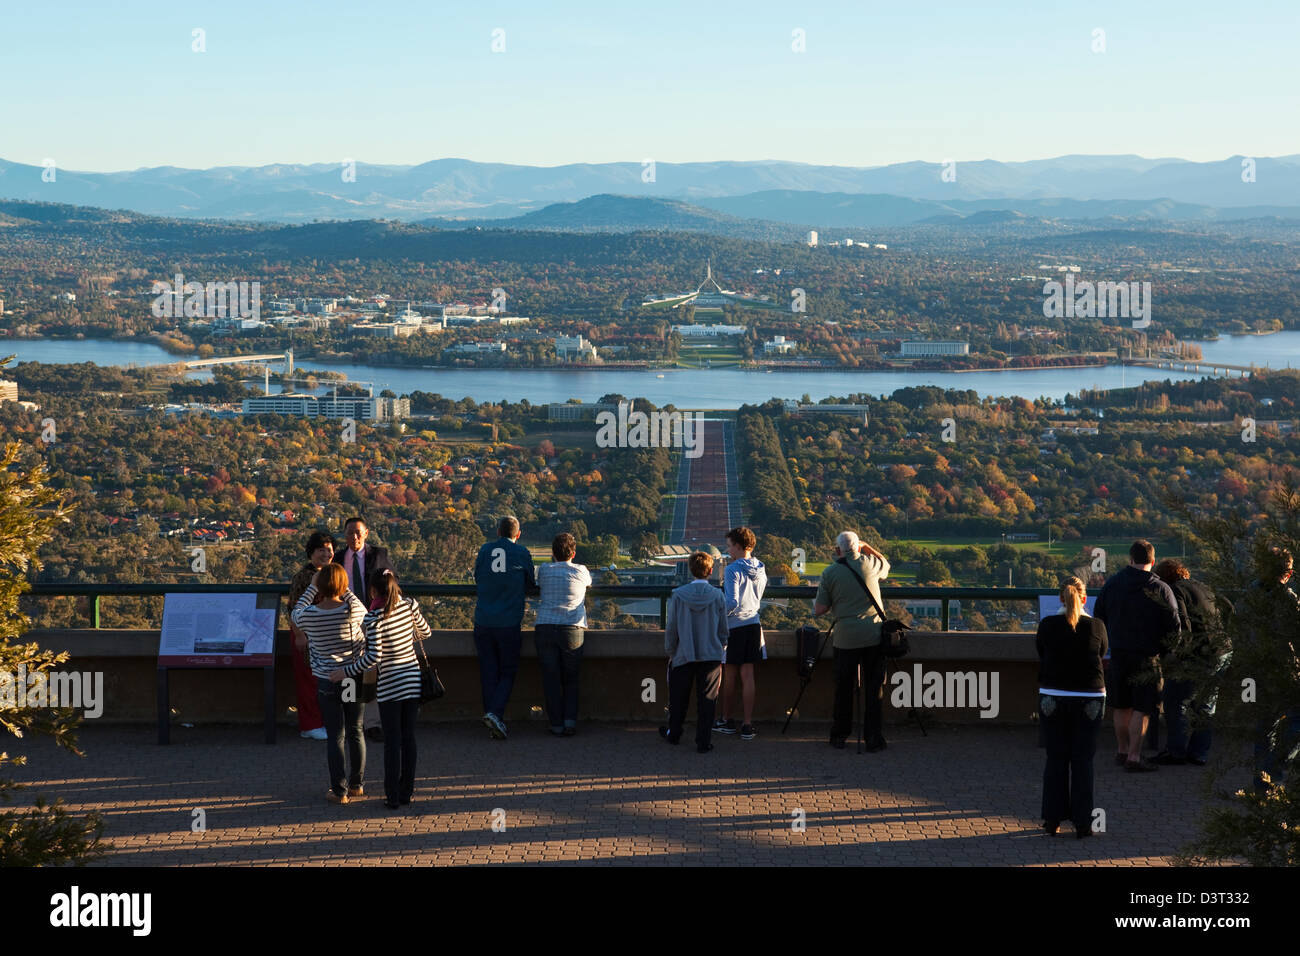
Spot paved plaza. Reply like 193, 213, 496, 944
9, 721, 1234, 866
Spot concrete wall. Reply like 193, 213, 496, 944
25, 628, 1040, 728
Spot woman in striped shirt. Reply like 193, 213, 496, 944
291, 564, 367, 805
332, 570, 432, 809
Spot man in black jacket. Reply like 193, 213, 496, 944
1152, 558, 1223, 766
1245, 546, 1300, 792
333, 516, 394, 741
1093, 540, 1181, 772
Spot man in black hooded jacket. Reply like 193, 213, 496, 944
1093, 540, 1181, 772
1152, 558, 1224, 766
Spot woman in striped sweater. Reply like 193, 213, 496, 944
332, 570, 432, 810
291, 564, 367, 805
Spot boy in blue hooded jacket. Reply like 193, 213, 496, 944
715, 527, 767, 739
661, 551, 729, 753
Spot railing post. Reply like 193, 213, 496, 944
660, 595, 667, 629
92, 595, 100, 629
941, 598, 949, 631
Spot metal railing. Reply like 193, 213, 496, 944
29, 582, 1058, 631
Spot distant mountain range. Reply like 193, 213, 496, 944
1, 155, 1298, 228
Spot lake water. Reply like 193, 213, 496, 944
2, 332, 1291, 407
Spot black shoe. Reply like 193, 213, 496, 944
830, 737, 847, 750
1043, 820, 1060, 835
658, 726, 680, 745
863, 738, 887, 753
399, 794, 412, 805
714, 718, 738, 735
365, 727, 384, 743
549, 727, 565, 737
385, 800, 400, 810
1075, 825, 1091, 839
1125, 758, 1159, 772
697, 743, 714, 753
740, 723, 756, 740
1188, 756, 1208, 766
1153, 751, 1187, 765
561, 726, 576, 737
1115, 753, 1129, 766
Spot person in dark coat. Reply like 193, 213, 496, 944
1152, 558, 1223, 766
1093, 539, 1181, 772
333, 516, 394, 741
1037, 576, 1108, 839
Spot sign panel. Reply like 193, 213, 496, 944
159, 593, 277, 667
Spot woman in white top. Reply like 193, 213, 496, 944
332, 570, 431, 809
534, 533, 592, 736
291, 563, 367, 805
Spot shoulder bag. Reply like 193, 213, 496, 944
838, 558, 910, 658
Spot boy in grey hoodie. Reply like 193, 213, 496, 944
661, 551, 729, 753
716, 527, 768, 739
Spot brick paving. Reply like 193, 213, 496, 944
8, 722, 1234, 866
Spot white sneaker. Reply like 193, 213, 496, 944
301, 727, 328, 740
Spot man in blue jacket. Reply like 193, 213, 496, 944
473, 516, 537, 739
1093, 539, 1182, 772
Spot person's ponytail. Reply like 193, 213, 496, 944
370, 568, 403, 619
1059, 576, 1086, 628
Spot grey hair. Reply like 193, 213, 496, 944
836, 531, 861, 556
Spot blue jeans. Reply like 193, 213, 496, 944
473, 624, 523, 718
1040, 694, 1104, 830
316, 677, 365, 796
1163, 677, 1214, 762
534, 624, 584, 730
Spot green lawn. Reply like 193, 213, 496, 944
897, 536, 1172, 559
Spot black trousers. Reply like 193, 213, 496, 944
534, 624, 584, 730
831, 644, 886, 744
378, 697, 419, 803
1040, 694, 1104, 829
667, 661, 722, 749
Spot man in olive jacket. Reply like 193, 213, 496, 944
814, 531, 891, 752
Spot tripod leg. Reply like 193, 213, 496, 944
782, 629, 835, 735
781, 678, 811, 734
856, 660, 863, 754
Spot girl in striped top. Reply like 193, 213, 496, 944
291, 564, 367, 805
332, 570, 431, 809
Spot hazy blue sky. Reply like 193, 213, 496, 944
3, 0, 1296, 171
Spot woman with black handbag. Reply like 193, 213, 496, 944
331, 569, 432, 810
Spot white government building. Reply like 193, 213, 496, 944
672, 324, 746, 337
900, 340, 970, 357
241, 394, 410, 421
763, 335, 797, 354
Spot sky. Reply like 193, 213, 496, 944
1, 0, 1297, 172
